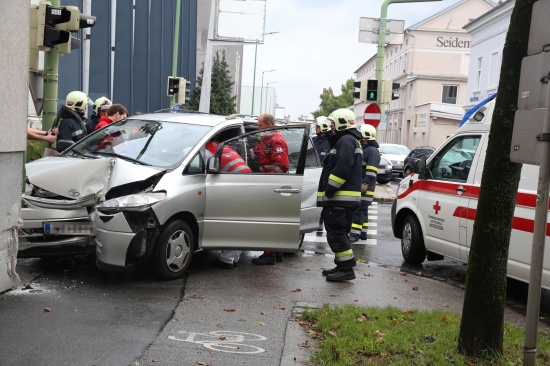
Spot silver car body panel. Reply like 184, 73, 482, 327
22, 193, 98, 209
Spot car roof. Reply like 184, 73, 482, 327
130, 111, 258, 129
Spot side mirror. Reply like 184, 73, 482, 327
413, 159, 427, 177
56, 140, 74, 153
207, 156, 220, 173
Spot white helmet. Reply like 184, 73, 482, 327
361, 124, 376, 140
315, 116, 332, 133
93, 96, 112, 116
327, 108, 356, 131
66, 91, 88, 113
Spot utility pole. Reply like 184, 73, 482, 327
170, 0, 181, 107
42, 0, 61, 133
375, 0, 441, 136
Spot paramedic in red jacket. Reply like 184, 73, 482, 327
251, 113, 290, 265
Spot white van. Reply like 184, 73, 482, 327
391, 99, 550, 289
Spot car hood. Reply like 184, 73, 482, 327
381, 153, 407, 162
26, 156, 164, 199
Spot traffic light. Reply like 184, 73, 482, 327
366, 79, 378, 101
352, 80, 367, 102
57, 6, 96, 55
167, 76, 179, 96
36, 1, 71, 50
177, 78, 191, 105
392, 82, 400, 100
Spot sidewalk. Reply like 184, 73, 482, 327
374, 182, 396, 203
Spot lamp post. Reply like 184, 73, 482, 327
259, 70, 275, 116
251, 31, 278, 115
263, 81, 277, 113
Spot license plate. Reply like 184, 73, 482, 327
43, 221, 94, 236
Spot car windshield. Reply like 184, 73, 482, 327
67, 119, 212, 168
380, 145, 410, 155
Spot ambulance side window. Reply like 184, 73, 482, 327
429, 135, 481, 182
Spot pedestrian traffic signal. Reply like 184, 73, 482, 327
167, 76, 179, 96
35, 1, 71, 50
352, 80, 368, 102
177, 78, 191, 105
366, 79, 378, 102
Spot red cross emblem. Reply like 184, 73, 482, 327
433, 201, 441, 214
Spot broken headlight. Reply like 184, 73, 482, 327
96, 192, 166, 214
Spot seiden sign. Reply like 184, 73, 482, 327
436, 37, 470, 48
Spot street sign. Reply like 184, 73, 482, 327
364, 103, 382, 128
358, 17, 405, 45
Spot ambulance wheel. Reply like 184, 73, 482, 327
401, 215, 426, 264
150, 220, 193, 280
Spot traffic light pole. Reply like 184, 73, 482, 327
41, 0, 61, 135
375, 0, 441, 137
170, 0, 181, 107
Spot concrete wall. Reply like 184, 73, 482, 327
0, 2, 26, 292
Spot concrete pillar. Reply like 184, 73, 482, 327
0, 1, 27, 292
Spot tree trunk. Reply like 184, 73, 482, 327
458, 0, 536, 357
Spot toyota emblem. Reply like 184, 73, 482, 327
68, 189, 81, 197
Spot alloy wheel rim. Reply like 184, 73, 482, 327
165, 229, 191, 273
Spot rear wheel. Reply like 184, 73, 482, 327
401, 215, 426, 264
151, 220, 193, 280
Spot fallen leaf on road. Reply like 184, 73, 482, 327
273, 304, 286, 310
44, 307, 51, 312
400, 272, 408, 276
416, 271, 422, 276
403, 279, 409, 282
196, 362, 210, 366
260, 312, 268, 315
256, 322, 265, 326
412, 286, 419, 291
218, 336, 226, 340
354, 299, 358, 302
291, 288, 301, 293
224, 308, 236, 312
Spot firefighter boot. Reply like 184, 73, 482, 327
322, 266, 338, 276
326, 268, 356, 282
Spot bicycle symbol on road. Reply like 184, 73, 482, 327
168, 330, 267, 354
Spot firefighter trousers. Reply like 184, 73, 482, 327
322, 207, 356, 269
351, 199, 372, 239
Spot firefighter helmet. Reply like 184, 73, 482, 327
360, 124, 376, 140
315, 116, 332, 133
66, 91, 88, 113
328, 108, 356, 131
93, 96, 112, 116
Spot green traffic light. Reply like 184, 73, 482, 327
367, 91, 377, 101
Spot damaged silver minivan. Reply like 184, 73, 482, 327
19, 112, 322, 279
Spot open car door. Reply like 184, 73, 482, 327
202, 125, 310, 251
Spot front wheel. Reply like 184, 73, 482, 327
150, 220, 193, 280
401, 215, 426, 264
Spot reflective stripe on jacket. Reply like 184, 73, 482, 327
317, 129, 363, 208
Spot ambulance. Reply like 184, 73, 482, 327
391, 99, 550, 290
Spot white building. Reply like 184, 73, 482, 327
464, 0, 514, 109
354, 0, 495, 150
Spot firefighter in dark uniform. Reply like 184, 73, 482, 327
86, 96, 112, 133
317, 108, 363, 281
312, 116, 333, 164
57, 91, 89, 151
350, 124, 380, 243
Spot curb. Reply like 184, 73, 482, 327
374, 184, 396, 203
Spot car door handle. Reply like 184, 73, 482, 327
456, 186, 467, 194
274, 187, 300, 194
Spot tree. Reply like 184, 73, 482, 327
312, 77, 355, 118
458, 0, 536, 357
187, 50, 236, 115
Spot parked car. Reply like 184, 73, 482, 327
403, 146, 435, 177
376, 156, 393, 184
19, 112, 323, 279
379, 143, 410, 177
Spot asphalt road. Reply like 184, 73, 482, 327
2, 182, 550, 365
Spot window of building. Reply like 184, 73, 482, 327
442, 85, 458, 104
475, 57, 483, 91
488, 51, 500, 89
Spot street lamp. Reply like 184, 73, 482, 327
263, 81, 277, 113
251, 31, 278, 115
260, 70, 275, 116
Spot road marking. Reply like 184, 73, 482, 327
168, 330, 266, 354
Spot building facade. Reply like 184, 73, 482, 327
464, 0, 514, 109
354, 0, 495, 150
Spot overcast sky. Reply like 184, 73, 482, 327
237, 0, 464, 120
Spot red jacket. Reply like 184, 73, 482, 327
251, 131, 289, 173
206, 141, 252, 173
94, 115, 113, 131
